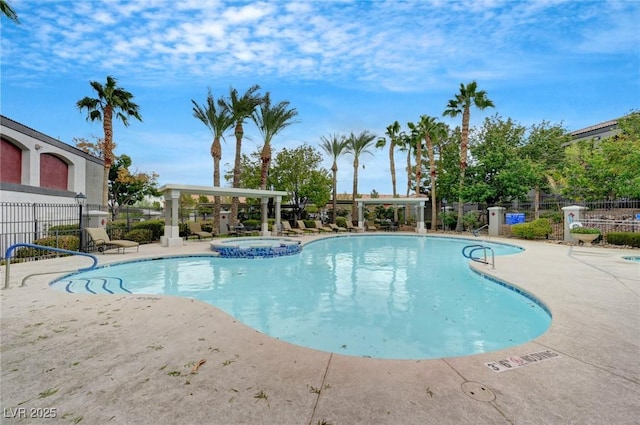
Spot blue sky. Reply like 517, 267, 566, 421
1, 0, 638, 195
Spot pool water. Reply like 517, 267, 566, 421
51, 235, 551, 359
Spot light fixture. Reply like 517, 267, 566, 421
74, 192, 87, 206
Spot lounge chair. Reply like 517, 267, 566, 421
86, 227, 139, 254
329, 223, 347, 232
366, 221, 378, 231
345, 221, 364, 233
189, 222, 214, 240
282, 221, 304, 236
297, 220, 319, 233
314, 220, 333, 233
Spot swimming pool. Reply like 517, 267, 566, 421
51, 235, 551, 359
210, 237, 301, 258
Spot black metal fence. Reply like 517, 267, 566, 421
0, 202, 163, 261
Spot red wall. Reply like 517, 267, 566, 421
1, 138, 22, 184
40, 153, 68, 190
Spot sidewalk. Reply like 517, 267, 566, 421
1, 235, 638, 424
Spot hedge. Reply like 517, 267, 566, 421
15, 235, 79, 258
606, 232, 640, 248
511, 218, 552, 240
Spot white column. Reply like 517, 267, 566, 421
562, 205, 587, 242
487, 206, 505, 236
274, 196, 282, 236
357, 201, 365, 230
161, 189, 183, 247
260, 197, 270, 236
416, 200, 426, 234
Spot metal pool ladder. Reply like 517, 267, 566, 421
462, 244, 495, 269
3, 243, 98, 289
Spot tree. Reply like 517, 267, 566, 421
251, 92, 299, 190
412, 115, 446, 230
376, 121, 402, 221
561, 112, 640, 200
465, 115, 535, 205
319, 133, 348, 223
269, 144, 332, 220
0, 0, 18, 23
219, 85, 263, 226
520, 121, 569, 217
443, 81, 494, 231
345, 130, 377, 221
192, 89, 234, 233
77, 76, 142, 206
109, 154, 160, 219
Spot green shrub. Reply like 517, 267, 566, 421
606, 232, 640, 248
511, 218, 552, 240
132, 219, 165, 240
442, 212, 457, 230
243, 219, 261, 229
15, 235, 80, 258
539, 210, 563, 224
47, 224, 79, 236
336, 217, 347, 228
570, 227, 601, 234
124, 229, 153, 243
462, 211, 481, 231
303, 219, 315, 229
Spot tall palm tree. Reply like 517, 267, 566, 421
319, 134, 348, 223
407, 121, 425, 196
191, 89, 234, 233
443, 81, 494, 231
251, 92, 299, 190
219, 85, 263, 225
345, 130, 376, 221
376, 121, 401, 221
416, 115, 447, 231
77, 76, 142, 206
0, 0, 19, 23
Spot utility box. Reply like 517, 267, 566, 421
487, 206, 505, 236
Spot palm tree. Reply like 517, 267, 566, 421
319, 134, 348, 223
251, 92, 299, 190
0, 0, 19, 23
345, 130, 377, 221
77, 76, 142, 206
219, 85, 263, 225
416, 115, 447, 231
443, 81, 494, 231
191, 89, 234, 233
407, 121, 425, 197
376, 121, 401, 221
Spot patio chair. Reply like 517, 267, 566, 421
314, 220, 333, 233
345, 221, 364, 233
282, 221, 304, 236
366, 221, 378, 231
189, 222, 214, 240
297, 220, 319, 233
329, 223, 347, 232
86, 227, 139, 254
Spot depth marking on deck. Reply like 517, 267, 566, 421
485, 349, 561, 372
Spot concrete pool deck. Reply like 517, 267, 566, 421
1, 233, 638, 424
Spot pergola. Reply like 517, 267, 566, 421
158, 184, 289, 247
356, 197, 429, 234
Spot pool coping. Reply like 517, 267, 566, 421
1, 232, 638, 424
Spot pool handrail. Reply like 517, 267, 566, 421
462, 244, 495, 269
3, 243, 98, 289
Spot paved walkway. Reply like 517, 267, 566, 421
1, 234, 638, 424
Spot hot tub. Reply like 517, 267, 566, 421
210, 237, 302, 258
